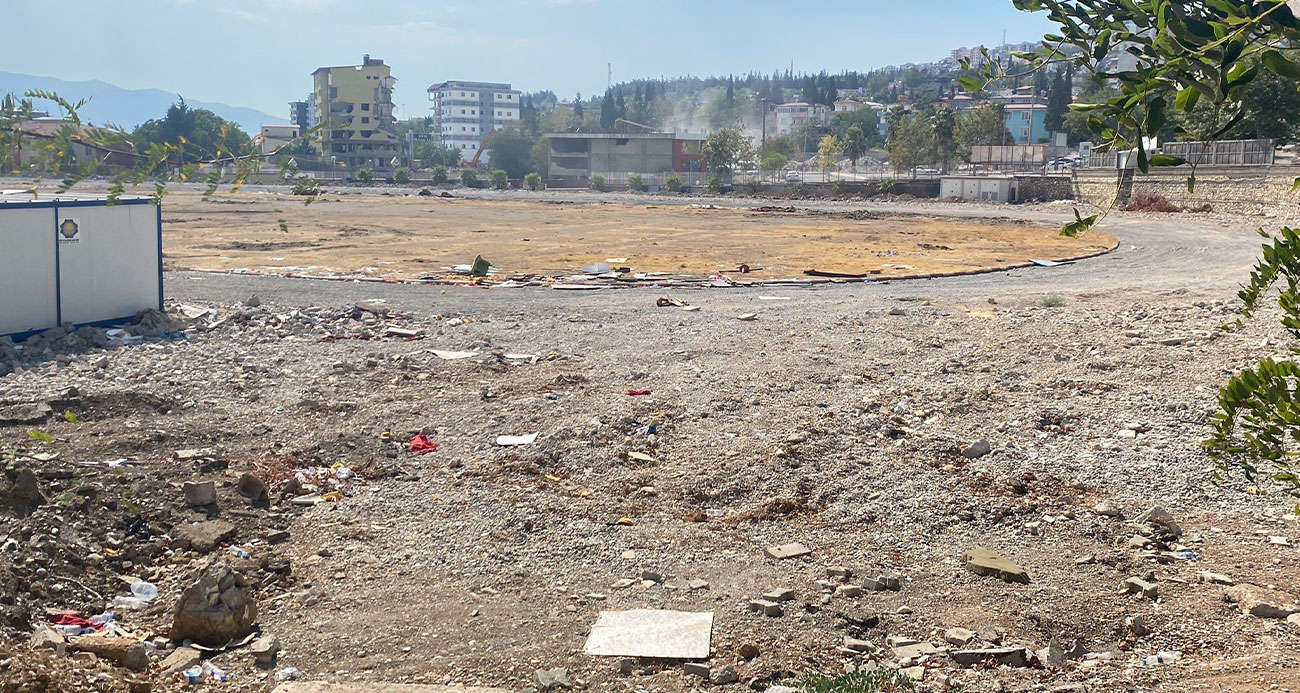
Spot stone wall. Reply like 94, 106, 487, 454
1075, 166, 1300, 214
1015, 175, 1074, 202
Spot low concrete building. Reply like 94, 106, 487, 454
545, 132, 707, 185
940, 176, 1017, 202
259, 124, 300, 156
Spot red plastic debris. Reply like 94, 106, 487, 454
626, 390, 652, 396
408, 434, 438, 453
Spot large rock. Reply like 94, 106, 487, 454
1225, 584, 1300, 619
2, 468, 45, 517
962, 547, 1030, 583
171, 560, 258, 647
950, 647, 1033, 668
0, 401, 52, 426
69, 636, 148, 670
173, 520, 236, 553
1134, 506, 1183, 536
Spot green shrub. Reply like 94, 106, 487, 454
589, 174, 606, 192
663, 174, 682, 193
786, 668, 920, 693
525, 172, 542, 191
393, 167, 411, 184
627, 173, 644, 192
489, 169, 508, 190
1040, 295, 1065, 308
791, 182, 804, 195
431, 166, 448, 185
355, 167, 374, 184
460, 168, 479, 188
704, 175, 723, 193
290, 176, 320, 197
746, 180, 762, 194
877, 177, 897, 193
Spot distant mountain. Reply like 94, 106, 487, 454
0, 71, 285, 135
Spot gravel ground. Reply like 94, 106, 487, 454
3, 191, 1300, 692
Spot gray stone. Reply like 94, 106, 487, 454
683, 662, 710, 679
173, 520, 236, 554
962, 547, 1030, 583
171, 561, 258, 647
893, 642, 940, 659
1036, 640, 1066, 669
836, 584, 863, 598
764, 542, 811, 560
688, 578, 710, 590
901, 665, 925, 681
1225, 584, 1300, 619
977, 625, 1001, 644
158, 646, 201, 674
0, 401, 52, 426
4, 468, 45, 516
950, 647, 1033, 668
762, 588, 795, 602
944, 627, 975, 647
641, 570, 663, 583
1125, 577, 1159, 599
709, 666, 738, 685
749, 599, 783, 617
29, 624, 65, 653
844, 637, 875, 653
1126, 614, 1149, 637
1134, 506, 1183, 536
184, 481, 217, 507
238, 473, 269, 504
533, 668, 572, 690
250, 634, 280, 666
961, 439, 991, 459
1200, 571, 1234, 586
69, 636, 148, 671
1093, 500, 1122, 517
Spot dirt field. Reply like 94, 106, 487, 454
4, 186, 1300, 693
161, 190, 1115, 281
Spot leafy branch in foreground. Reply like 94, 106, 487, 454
1000, 0, 1300, 498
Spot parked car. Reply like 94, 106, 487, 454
911, 167, 940, 177
1048, 157, 1077, 170
785, 170, 802, 183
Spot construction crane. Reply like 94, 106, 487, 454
467, 129, 498, 167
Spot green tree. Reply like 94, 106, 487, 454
760, 150, 788, 171
1044, 69, 1071, 134
460, 168, 478, 188
525, 172, 542, 190
600, 89, 617, 130
886, 112, 933, 176
664, 173, 682, 193
589, 174, 606, 191
627, 173, 644, 192
955, 103, 1012, 152
762, 134, 799, 160
132, 99, 251, 165
489, 169, 508, 189
831, 110, 882, 146
929, 107, 957, 173
415, 143, 462, 169
431, 165, 448, 185
355, 167, 373, 183
393, 167, 411, 184
485, 124, 537, 178
702, 126, 755, 178
841, 125, 869, 169
817, 135, 843, 176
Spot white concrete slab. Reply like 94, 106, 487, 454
583, 609, 713, 659
273, 684, 508, 693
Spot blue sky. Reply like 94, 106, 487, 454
3, 0, 1053, 119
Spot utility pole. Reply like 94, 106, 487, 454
608, 63, 612, 89
759, 98, 768, 181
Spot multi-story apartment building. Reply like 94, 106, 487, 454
311, 55, 405, 172
288, 98, 316, 131
427, 80, 522, 163
774, 102, 830, 135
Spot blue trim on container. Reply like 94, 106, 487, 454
156, 201, 164, 311
52, 202, 62, 325
4, 315, 138, 343
0, 198, 152, 211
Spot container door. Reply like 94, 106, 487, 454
0, 207, 59, 336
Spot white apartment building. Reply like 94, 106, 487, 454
774, 102, 830, 135
427, 80, 521, 163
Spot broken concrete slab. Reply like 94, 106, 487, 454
1225, 584, 1300, 619
273, 685, 509, 693
1134, 506, 1183, 536
583, 609, 713, 659
0, 401, 52, 426
183, 480, 216, 507
962, 547, 1030, 583
764, 542, 811, 560
69, 636, 148, 671
892, 642, 941, 659
158, 646, 201, 674
173, 520, 237, 554
950, 647, 1033, 668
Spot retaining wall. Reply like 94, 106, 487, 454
1075, 166, 1300, 213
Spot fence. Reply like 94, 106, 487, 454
1162, 139, 1275, 166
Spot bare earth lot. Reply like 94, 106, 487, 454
2, 185, 1299, 693
161, 190, 1114, 281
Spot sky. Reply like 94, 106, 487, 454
2, 0, 1054, 119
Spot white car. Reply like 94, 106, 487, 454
785, 170, 802, 183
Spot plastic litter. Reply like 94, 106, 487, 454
227, 546, 252, 560
181, 666, 204, 684
408, 434, 438, 454
276, 667, 301, 682
131, 581, 158, 602
1141, 651, 1182, 666
626, 390, 652, 396
496, 433, 539, 446
1170, 549, 1198, 560
203, 662, 228, 682
113, 595, 145, 610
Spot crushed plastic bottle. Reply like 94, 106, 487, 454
1141, 651, 1182, 666
131, 581, 158, 602
202, 662, 228, 682
227, 546, 252, 560
275, 667, 301, 682
1170, 549, 1198, 561
181, 666, 204, 684
113, 595, 145, 610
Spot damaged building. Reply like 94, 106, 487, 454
545, 132, 707, 188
